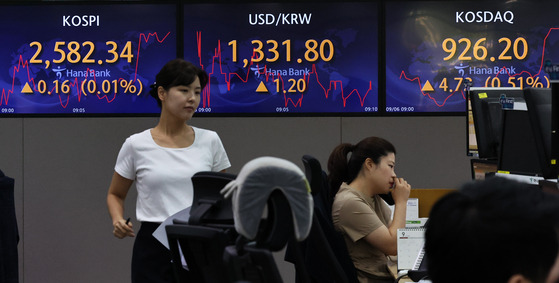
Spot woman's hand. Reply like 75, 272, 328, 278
112, 218, 135, 239
392, 177, 411, 205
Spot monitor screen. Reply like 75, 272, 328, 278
468, 87, 524, 158
0, 3, 177, 116
524, 84, 559, 179
183, 2, 379, 115
5, 1, 559, 117
498, 109, 541, 176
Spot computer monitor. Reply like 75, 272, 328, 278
468, 87, 525, 158
497, 109, 542, 176
524, 83, 559, 180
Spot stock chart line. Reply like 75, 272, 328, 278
135, 31, 170, 82
1, 55, 29, 106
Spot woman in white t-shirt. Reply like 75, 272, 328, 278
106, 58, 230, 283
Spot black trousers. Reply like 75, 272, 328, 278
132, 222, 174, 283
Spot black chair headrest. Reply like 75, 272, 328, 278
302, 155, 324, 196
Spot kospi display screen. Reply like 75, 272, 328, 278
183, 2, 379, 115
385, 1, 556, 113
0, 4, 176, 116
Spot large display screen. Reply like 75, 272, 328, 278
0, 4, 176, 116
183, 2, 379, 115
5, 1, 559, 116
385, 1, 556, 113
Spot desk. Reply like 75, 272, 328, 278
409, 189, 456, 218
387, 257, 413, 283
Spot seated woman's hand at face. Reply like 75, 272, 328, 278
391, 177, 411, 205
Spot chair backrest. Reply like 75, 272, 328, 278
166, 224, 236, 283
221, 156, 313, 283
223, 190, 293, 283
302, 155, 334, 218
285, 155, 359, 283
166, 171, 238, 283
188, 171, 237, 227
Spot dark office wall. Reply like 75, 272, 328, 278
0, 115, 470, 283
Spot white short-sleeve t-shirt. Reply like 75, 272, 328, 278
115, 126, 231, 222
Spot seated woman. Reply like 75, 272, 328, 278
328, 136, 411, 283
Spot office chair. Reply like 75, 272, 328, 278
165, 171, 237, 283
285, 155, 359, 283
188, 171, 237, 228
394, 267, 430, 282
166, 224, 236, 282
221, 156, 314, 283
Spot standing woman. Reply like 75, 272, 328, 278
106, 58, 231, 282
328, 137, 411, 283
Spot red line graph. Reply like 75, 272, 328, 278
491, 27, 559, 80
1, 31, 170, 108
399, 27, 559, 108
195, 31, 374, 108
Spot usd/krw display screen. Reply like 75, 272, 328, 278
183, 2, 379, 115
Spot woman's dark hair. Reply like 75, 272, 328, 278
148, 58, 209, 108
327, 136, 396, 192
425, 177, 559, 283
